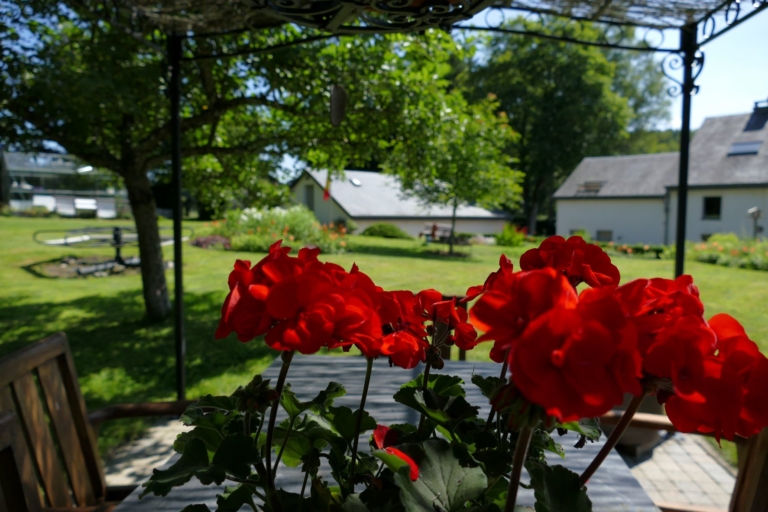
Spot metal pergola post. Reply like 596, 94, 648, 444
168, 32, 186, 401
674, 23, 698, 279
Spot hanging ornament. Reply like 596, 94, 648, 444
330, 84, 348, 127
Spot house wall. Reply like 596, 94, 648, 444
292, 174, 350, 225
353, 218, 506, 238
668, 187, 768, 242
555, 198, 666, 245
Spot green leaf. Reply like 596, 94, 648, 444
141, 438, 214, 498
558, 419, 602, 443
525, 462, 592, 512
401, 374, 466, 397
175, 426, 225, 453
180, 505, 212, 512
211, 433, 262, 479
530, 431, 565, 461
471, 374, 503, 399
281, 382, 346, 419
272, 415, 347, 467
388, 439, 488, 512
192, 395, 237, 411
393, 387, 479, 428
216, 484, 256, 512
324, 406, 377, 446
343, 494, 371, 512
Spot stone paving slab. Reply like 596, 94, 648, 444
621, 433, 736, 510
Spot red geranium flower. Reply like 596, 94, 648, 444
465, 255, 514, 300
664, 314, 768, 441
519, 236, 620, 288
216, 240, 305, 342
372, 425, 418, 481
469, 268, 579, 362
372, 425, 400, 449
379, 291, 430, 369
615, 276, 704, 356
509, 287, 642, 422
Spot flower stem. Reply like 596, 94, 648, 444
273, 415, 296, 471
298, 471, 310, 512
579, 393, 646, 486
485, 349, 510, 432
505, 424, 533, 512
349, 356, 374, 495
265, 350, 295, 495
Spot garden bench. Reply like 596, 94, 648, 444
0, 333, 193, 511
420, 223, 471, 250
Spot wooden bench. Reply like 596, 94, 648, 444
0, 333, 193, 511
419, 223, 471, 248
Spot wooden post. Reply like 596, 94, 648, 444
730, 428, 768, 512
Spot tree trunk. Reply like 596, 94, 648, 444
449, 198, 458, 255
124, 170, 171, 321
527, 201, 539, 236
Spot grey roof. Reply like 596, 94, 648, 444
299, 170, 507, 219
2, 152, 81, 175
555, 106, 768, 199
553, 152, 678, 199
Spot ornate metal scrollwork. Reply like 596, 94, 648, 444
661, 50, 705, 98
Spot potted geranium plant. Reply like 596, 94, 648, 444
141, 237, 768, 512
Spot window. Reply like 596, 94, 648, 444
596, 230, 613, 242
703, 197, 721, 220
728, 141, 762, 156
304, 184, 314, 210
576, 181, 605, 196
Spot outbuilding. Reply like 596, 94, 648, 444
291, 169, 508, 238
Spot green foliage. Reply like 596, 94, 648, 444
525, 462, 592, 512
0, 204, 11, 217
379, 439, 488, 512
382, 91, 522, 253
361, 223, 413, 240
619, 129, 681, 155
219, 205, 347, 254
20, 205, 55, 218
496, 224, 527, 247
690, 234, 768, 271
568, 229, 592, 243
462, 19, 668, 231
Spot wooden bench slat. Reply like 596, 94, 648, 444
0, 412, 44, 512
0, 334, 67, 389
12, 373, 73, 508
38, 359, 96, 506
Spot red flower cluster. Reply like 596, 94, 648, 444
216, 241, 476, 369
470, 236, 768, 439
520, 235, 620, 288
616, 277, 768, 441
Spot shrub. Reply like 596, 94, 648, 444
495, 224, 526, 247
21, 206, 55, 218
212, 205, 346, 254
569, 229, 592, 242
335, 218, 358, 234
690, 233, 768, 271
361, 223, 413, 239
0, 204, 11, 217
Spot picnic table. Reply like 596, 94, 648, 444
115, 356, 659, 512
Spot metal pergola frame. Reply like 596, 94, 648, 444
73, 0, 767, 399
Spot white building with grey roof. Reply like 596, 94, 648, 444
554, 100, 768, 245
291, 169, 508, 237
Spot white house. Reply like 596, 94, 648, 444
0, 151, 123, 218
291, 169, 508, 237
554, 100, 768, 244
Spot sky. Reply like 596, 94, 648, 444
665, 9, 768, 130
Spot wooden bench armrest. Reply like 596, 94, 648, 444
598, 411, 748, 445
598, 411, 678, 432
88, 400, 194, 429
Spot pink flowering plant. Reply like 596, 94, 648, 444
141, 238, 768, 512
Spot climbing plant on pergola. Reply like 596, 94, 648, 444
41, 0, 768, 398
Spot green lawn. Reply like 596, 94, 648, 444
1, 216, 765, 458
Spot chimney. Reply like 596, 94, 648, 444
744, 98, 768, 132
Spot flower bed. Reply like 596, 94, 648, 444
208, 206, 347, 254
691, 233, 768, 271
142, 235, 768, 512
